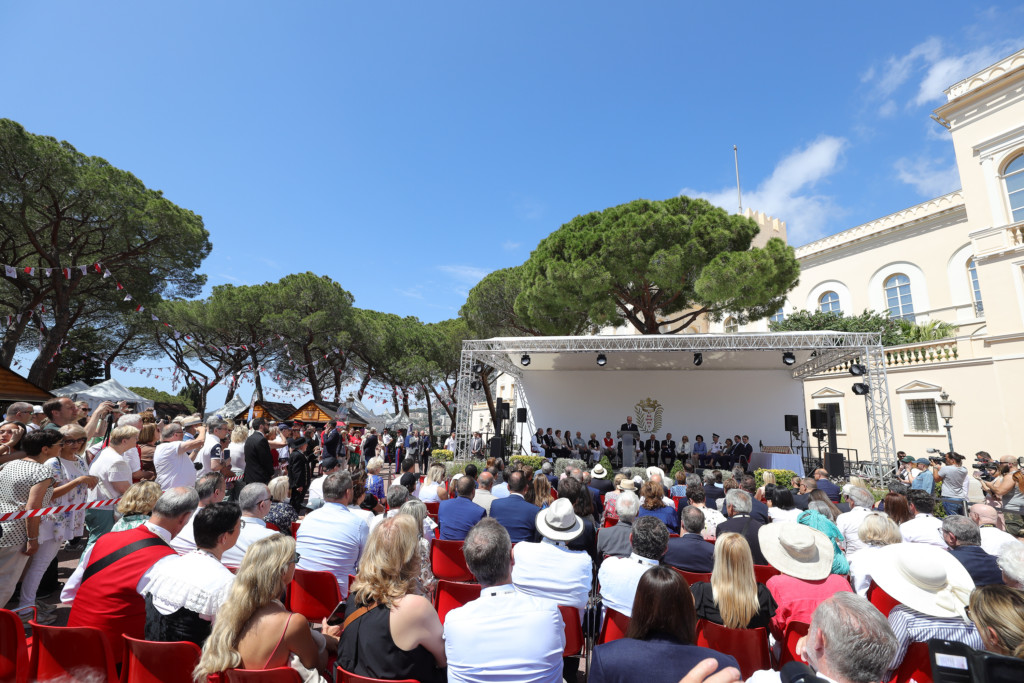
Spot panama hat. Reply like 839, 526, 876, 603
870, 543, 974, 620
617, 479, 636, 492
535, 498, 584, 542
758, 522, 834, 581
646, 466, 666, 480
591, 464, 608, 479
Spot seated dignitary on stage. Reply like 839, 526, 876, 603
597, 516, 669, 617
295, 471, 369, 598
716, 489, 768, 565
644, 434, 660, 467
221, 483, 278, 566
64, 487, 199, 654
438, 474, 486, 541
489, 470, 538, 542
512, 498, 593, 613
660, 433, 677, 469
444, 518, 565, 683
143, 502, 240, 645
589, 566, 739, 683
170, 472, 226, 554
663, 506, 715, 573
597, 491, 640, 560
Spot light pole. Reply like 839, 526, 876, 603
936, 391, 955, 454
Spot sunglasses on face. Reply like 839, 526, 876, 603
291, 552, 301, 565
62, 438, 87, 446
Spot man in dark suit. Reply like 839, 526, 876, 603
488, 471, 538, 543
243, 418, 274, 485
617, 416, 639, 463
660, 434, 677, 469
716, 489, 768, 565
663, 506, 715, 573
362, 429, 379, 465
322, 420, 340, 460
438, 475, 486, 541
734, 435, 753, 470
814, 468, 841, 502
943, 515, 1002, 586
740, 475, 770, 524
419, 432, 431, 470
589, 464, 615, 495
793, 477, 815, 511
702, 471, 725, 510
644, 434, 660, 467
596, 490, 637, 560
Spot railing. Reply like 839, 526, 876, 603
1009, 223, 1024, 247
884, 339, 958, 367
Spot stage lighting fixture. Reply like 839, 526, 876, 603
471, 362, 484, 374
852, 382, 870, 396
782, 351, 796, 366
849, 363, 866, 376
520, 354, 531, 367
596, 353, 607, 367
470, 380, 482, 390
693, 352, 703, 367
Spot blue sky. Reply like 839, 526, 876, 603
3, 2, 1023, 409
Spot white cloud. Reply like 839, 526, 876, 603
502, 240, 521, 251
894, 157, 961, 197
681, 136, 848, 245
913, 46, 1005, 105
437, 265, 489, 283
395, 286, 424, 299
878, 100, 898, 118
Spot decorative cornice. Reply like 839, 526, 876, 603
794, 191, 965, 260
945, 49, 1024, 101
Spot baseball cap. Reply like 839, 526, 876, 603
277, 422, 292, 430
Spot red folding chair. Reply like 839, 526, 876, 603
208, 668, 304, 682
598, 608, 631, 644
434, 580, 483, 624
0, 608, 32, 683
286, 568, 343, 622
867, 580, 901, 618
889, 642, 932, 683
29, 621, 118, 683
673, 496, 686, 510
559, 605, 585, 657
603, 516, 618, 528
753, 564, 781, 584
424, 501, 440, 517
265, 522, 281, 532
671, 567, 711, 585
777, 620, 810, 667
430, 539, 474, 582
695, 620, 772, 679
121, 635, 202, 683
290, 521, 301, 537
336, 666, 418, 683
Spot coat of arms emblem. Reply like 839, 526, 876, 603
634, 397, 663, 433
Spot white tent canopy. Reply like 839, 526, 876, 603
69, 379, 154, 412
51, 381, 90, 397
206, 392, 251, 418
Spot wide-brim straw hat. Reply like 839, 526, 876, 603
617, 479, 636, 492
871, 543, 974, 620
646, 466, 666, 480
591, 464, 608, 479
758, 522, 834, 581
535, 498, 584, 542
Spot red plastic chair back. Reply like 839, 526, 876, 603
424, 501, 440, 516
434, 580, 482, 624
695, 620, 772, 679
286, 568, 343, 622
777, 621, 810, 667
598, 608, 631, 644
671, 567, 711, 585
121, 635, 202, 683
559, 605, 584, 657
673, 496, 686, 510
753, 564, 781, 584
603, 516, 617, 528
29, 621, 118, 683
290, 522, 301, 537
210, 668, 304, 682
0, 609, 29, 683
430, 540, 474, 582
868, 580, 901, 618
265, 522, 281, 532
336, 666, 418, 683
889, 642, 932, 683
550, 488, 558, 500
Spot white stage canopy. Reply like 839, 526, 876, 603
64, 379, 155, 413
207, 392, 251, 418
454, 332, 897, 481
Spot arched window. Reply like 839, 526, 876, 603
1004, 153, 1024, 223
770, 307, 785, 324
724, 317, 738, 334
818, 291, 841, 314
967, 259, 984, 316
884, 274, 915, 321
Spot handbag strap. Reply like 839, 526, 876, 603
341, 601, 378, 630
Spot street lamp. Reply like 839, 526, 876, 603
936, 391, 955, 454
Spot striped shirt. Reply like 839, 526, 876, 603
887, 605, 983, 669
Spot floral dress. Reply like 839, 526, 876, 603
367, 473, 385, 501
42, 455, 90, 544
267, 501, 299, 535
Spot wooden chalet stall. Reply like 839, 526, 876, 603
287, 400, 340, 426
0, 367, 53, 414
233, 400, 297, 424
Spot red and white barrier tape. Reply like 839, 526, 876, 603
0, 498, 120, 522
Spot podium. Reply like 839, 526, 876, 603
618, 430, 638, 468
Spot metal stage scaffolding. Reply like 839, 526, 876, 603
453, 332, 898, 485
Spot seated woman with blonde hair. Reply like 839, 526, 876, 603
194, 534, 339, 681
338, 515, 446, 682
690, 532, 777, 629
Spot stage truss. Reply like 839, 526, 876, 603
454, 332, 898, 485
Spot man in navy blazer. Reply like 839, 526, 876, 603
488, 471, 538, 543
438, 476, 486, 541
814, 468, 841, 502
663, 506, 715, 573
715, 489, 768, 566
942, 515, 1003, 586
740, 475, 770, 524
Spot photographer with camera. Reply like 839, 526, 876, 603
976, 456, 1024, 539
933, 451, 969, 516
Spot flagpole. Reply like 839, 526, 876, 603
734, 145, 743, 214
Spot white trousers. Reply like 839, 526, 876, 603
17, 538, 60, 609
0, 545, 31, 608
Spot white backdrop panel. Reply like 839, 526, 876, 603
522, 369, 805, 447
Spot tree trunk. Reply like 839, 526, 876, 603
357, 373, 371, 401
250, 351, 265, 402
333, 369, 342, 403
391, 388, 399, 415
0, 314, 32, 368
303, 346, 322, 403
480, 369, 498, 429
27, 317, 74, 389
421, 383, 435, 442
402, 391, 410, 416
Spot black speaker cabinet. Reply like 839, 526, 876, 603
516, 408, 528, 423
489, 435, 504, 460
809, 409, 828, 429
825, 451, 845, 478
784, 414, 799, 432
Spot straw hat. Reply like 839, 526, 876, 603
535, 498, 583, 542
591, 464, 608, 479
757, 522, 834, 581
646, 466, 666, 480
617, 479, 636, 492
870, 543, 974, 620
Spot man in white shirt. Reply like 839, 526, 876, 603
443, 431, 456, 452
473, 472, 497, 515
196, 415, 233, 478
368, 485, 410, 535
171, 472, 226, 554
512, 498, 592, 614
444, 518, 565, 683
597, 516, 669, 617
969, 503, 1018, 555
835, 486, 876, 556
295, 471, 369, 597
900, 490, 946, 548
307, 456, 341, 510
221, 483, 278, 566
153, 422, 207, 490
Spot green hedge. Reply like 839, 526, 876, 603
598, 454, 614, 473
432, 449, 454, 462
753, 468, 799, 490
554, 458, 588, 476
510, 454, 546, 469
444, 460, 486, 478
